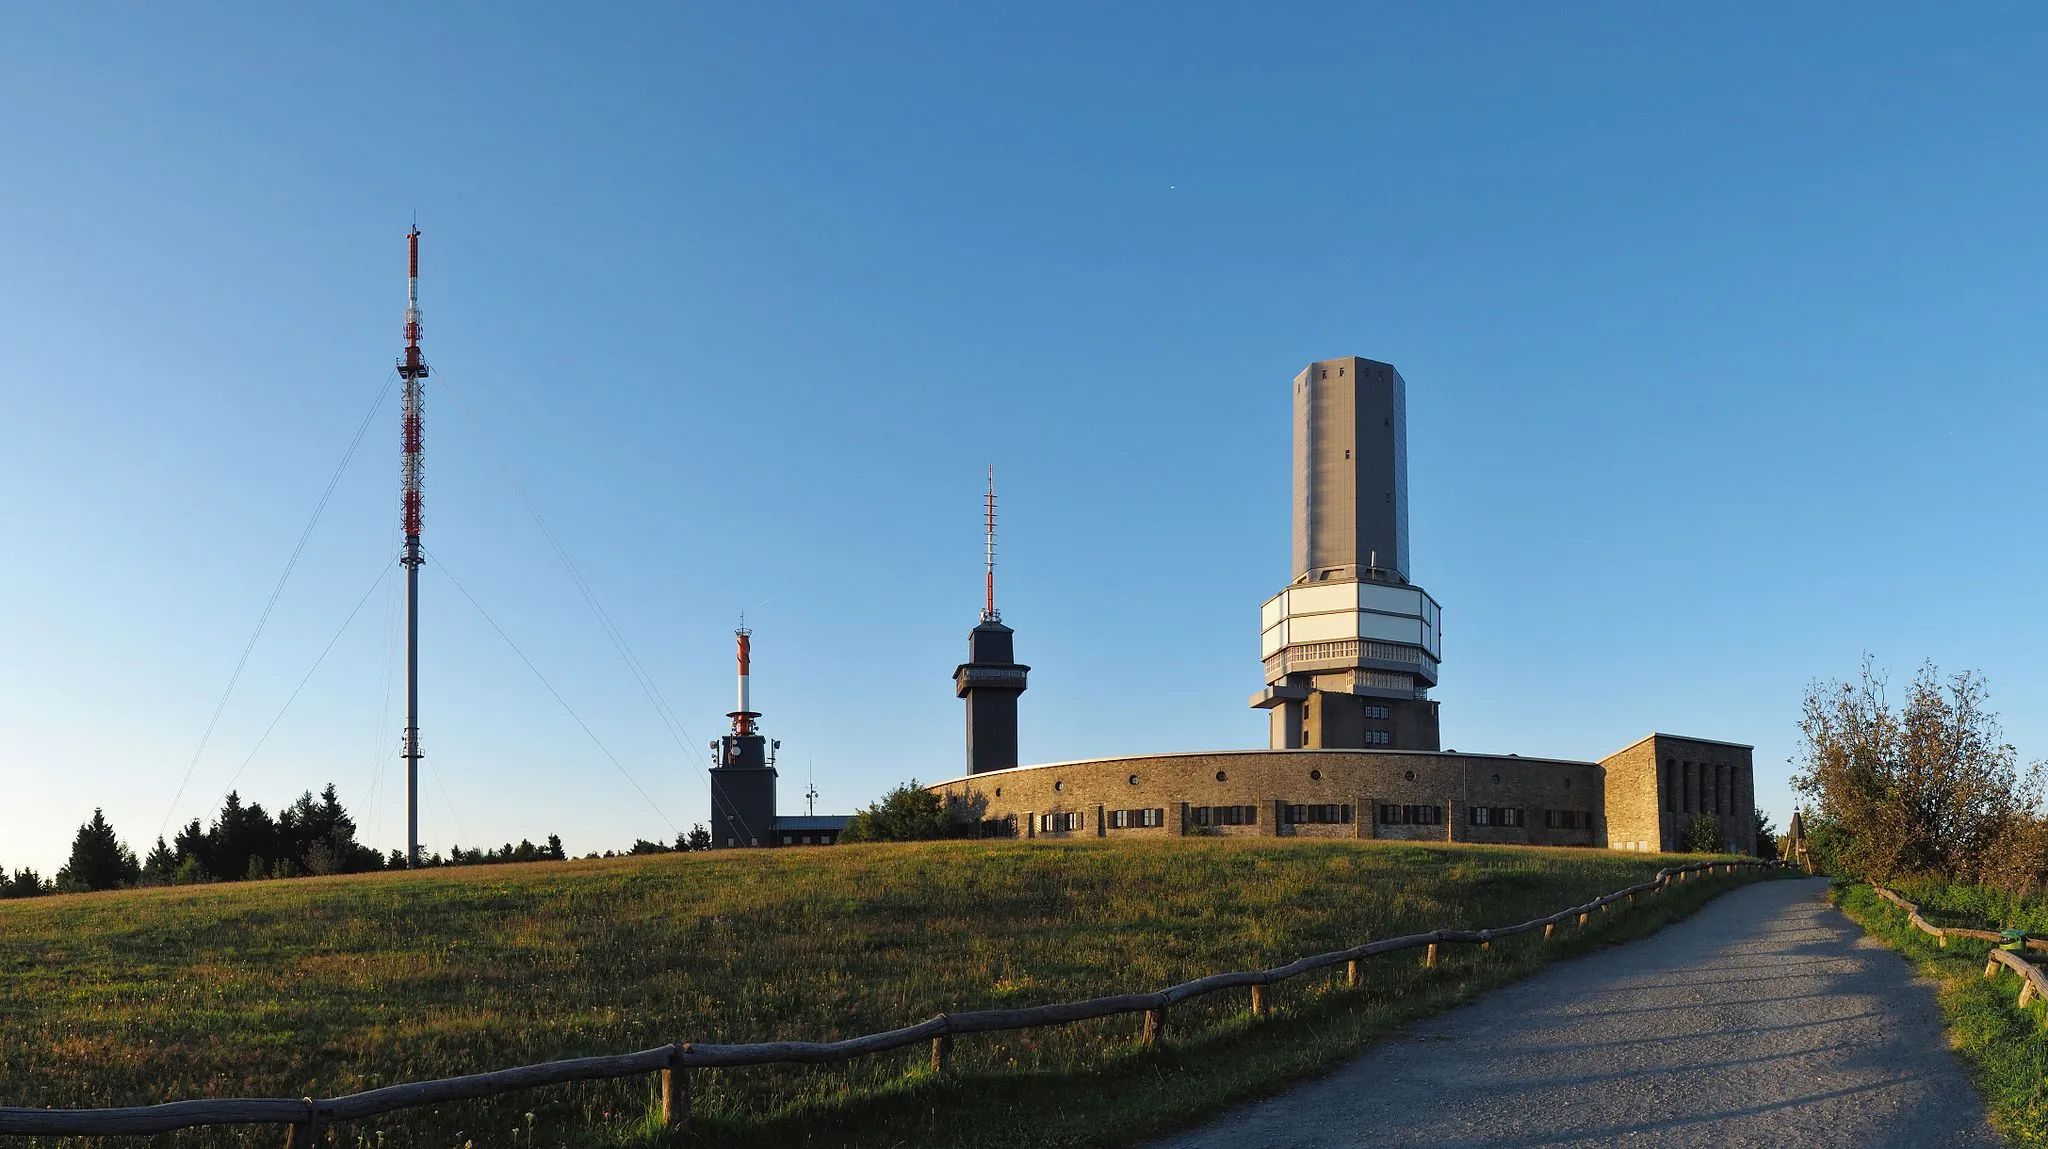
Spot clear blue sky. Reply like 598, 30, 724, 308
3, 4, 2044, 871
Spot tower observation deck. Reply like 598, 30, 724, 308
1251, 356, 1443, 751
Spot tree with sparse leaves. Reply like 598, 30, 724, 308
1794, 658, 2042, 882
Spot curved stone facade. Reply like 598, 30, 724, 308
928, 734, 1757, 854
929, 748, 1609, 848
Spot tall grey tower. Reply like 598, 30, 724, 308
955, 468, 1028, 773
1250, 357, 1443, 751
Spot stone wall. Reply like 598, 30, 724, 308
930, 748, 1604, 848
1599, 735, 1756, 855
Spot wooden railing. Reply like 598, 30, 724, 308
0, 858, 1780, 1144
1870, 884, 2048, 1017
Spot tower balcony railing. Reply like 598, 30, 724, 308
1263, 640, 1440, 685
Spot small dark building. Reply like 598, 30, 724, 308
772, 815, 850, 846
707, 626, 848, 848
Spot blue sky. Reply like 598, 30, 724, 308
3, 4, 2044, 870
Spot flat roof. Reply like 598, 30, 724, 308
1608, 732, 1757, 755
772, 815, 851, 831
926, 746, 1600, 790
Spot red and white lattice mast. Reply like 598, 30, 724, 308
400, 226, 430, 868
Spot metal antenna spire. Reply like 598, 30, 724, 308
983, 465, 1000, 623
399, 225, 430, 868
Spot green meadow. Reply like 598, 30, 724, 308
1838, 883, 2048, 1147
0, 839, 1763, 1148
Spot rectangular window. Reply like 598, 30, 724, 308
1143, 807, 1163, 827
1662, 759, 1674, 813
1067, 812, 1082, 832
1193, 806, 1212, 827
1401, 804, 1441, 825
1469, 805, 1492, 826
1379, 803, 1403, 825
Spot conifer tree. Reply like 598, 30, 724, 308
56, 809, 141, 892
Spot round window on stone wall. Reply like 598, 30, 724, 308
995, 787, 1002, 797
1216, 771, 1228, 783
1404, 770, 1415, 781
1310, 769, 1322, 781
1564, 778, 1571, 789
1054, 780, 1064, 792
1492, 774, 1501, 784
1128, 774, 1140, 785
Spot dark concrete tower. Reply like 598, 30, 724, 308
955, 468, 1029, 774
1252, 357, 1443, 751
710, 626, 777, 847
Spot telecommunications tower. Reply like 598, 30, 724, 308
399, 227, 430, 867
954, 467, 1028, 774
709, 625, 777, 847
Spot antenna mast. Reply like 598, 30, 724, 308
399, 226, 430, 868
983, 465, 999, 623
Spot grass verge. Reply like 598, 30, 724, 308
0, 840, 1769, 1149
1836, 883, 2048, 1147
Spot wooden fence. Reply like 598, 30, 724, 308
0, 858, 1779, 1144
1870, 884, 2048, 1020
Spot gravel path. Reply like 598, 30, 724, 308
1147, 877, 2001, 1149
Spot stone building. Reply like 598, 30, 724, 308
928, 739, 1755, 854
930, 356, 1760, 856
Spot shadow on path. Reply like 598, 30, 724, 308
1145, 878, 1998, 1149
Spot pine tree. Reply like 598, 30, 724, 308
56, 809, 141, 892
141, 837, 178, 883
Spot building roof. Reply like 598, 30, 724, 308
924, 746, 1602, 790
772, 815, 851, 831
1607, 732, 1757, 755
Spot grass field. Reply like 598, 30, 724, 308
0, 839, 1764, 1148
1838, 883, 2048, 1147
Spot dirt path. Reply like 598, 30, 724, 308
1147, 877, 2001, 1149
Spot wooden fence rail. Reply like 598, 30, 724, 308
1870, 883, 2048, 1020
0, 858, 1780, 1143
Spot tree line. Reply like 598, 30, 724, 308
1, 784, 609, 896
1795, 657, 2048, 892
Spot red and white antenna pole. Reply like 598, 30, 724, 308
399, 226, 430, 869
983, 465, 999, 623
733, 625, 755, 736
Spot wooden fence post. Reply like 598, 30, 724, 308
1425, 943, 1438, 968
1986, 957, 2002, 979
1143, 1008, 1166, 1046
1250, 984, 1270, 1016
1577, 912, 1590, 928
930, 1033, 953, 1075
1543, 923, 1555, 940
1346, 959, 1361, 987
283, 1101, 324, 1149
660, 1045, 691, 1135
